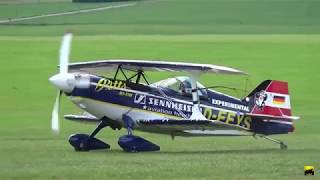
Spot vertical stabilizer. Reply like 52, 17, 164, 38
246, 80, 292, 117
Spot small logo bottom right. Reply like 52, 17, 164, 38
304, 166, 315, 176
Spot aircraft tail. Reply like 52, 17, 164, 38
245, 80, 293, 118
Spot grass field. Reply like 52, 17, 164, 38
0, 0, 319, 179
1, 0, 320, 35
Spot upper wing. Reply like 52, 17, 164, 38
68, 59, 247, 75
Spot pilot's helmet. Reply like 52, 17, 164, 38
180, 80, 192, 95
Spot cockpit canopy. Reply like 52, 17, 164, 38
152, 76, 207, 97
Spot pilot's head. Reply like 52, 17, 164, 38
179, 80, 192, 95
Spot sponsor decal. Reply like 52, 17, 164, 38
211, 99, 249, 112
119, 91, 133, 97
95, 78, 126, 92
147, 97, 192, 112
255, 90, 267, 109
304, 166, 315, 176
203, 107, 252, 129
134, 94, 146, 105
133, 94, 192, 116
273, 95, 285, 105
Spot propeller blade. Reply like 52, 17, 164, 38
59, 33, 72, 74
51, 33, 73, 133
51, 91, 62, 133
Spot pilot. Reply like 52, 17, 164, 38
178, 79, 208, 99
179, 80, 192, 96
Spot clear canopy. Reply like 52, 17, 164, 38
151, 76, 207, 97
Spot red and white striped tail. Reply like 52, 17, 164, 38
250, 80, 292, 117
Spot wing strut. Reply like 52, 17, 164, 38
189, 72, 207, 120
113, 65, 150, 85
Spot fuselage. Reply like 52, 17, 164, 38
65, 74, 256, 136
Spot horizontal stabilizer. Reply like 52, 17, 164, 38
183, 130, 251, 136
246, 113, 300, 121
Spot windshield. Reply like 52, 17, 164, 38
152, 76, 207, 97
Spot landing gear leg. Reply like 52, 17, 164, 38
89, 120, 109, 139
118, 114, 160, 152
255, 134, 288, 150
69, 119, 111, 151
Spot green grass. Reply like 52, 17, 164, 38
0, 35, 319, 179
1, 0, 320, 35
0, 0, 319, 179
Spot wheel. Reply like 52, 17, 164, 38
69, 134, 90, 151
280, 142, 288, 150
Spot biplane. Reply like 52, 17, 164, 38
49, 34, 299, 152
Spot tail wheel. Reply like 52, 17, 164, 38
280, 142, 288, 150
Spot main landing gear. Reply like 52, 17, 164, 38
254, 134, 288, 150
68, 115, 160, 152
69, 117, 121, 151
118, 114, 160, 152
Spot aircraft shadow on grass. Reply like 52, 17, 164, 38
87, 148, 319, 155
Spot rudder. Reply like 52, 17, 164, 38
245, 80, 292, 117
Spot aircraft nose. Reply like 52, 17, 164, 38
49, 73, 75, 92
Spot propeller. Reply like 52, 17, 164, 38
59, 33, 72, 74
51, 90, 62, 133
50, 33, 73, 133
